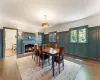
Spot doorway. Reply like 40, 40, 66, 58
4, 28, 17, 57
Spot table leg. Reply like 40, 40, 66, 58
52, 55, 54, 76
32, 52, 33, 59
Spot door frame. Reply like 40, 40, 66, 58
3, 27, 18, 58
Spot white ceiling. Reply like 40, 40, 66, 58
0, 0, 100, 30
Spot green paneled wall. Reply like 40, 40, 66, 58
57, 31, 69, 53
0, 29, 3, 58
44, 26, 100, 60
44, 34, 49, 44
44, 31, 69, 53
38, 32, 44, 46
98, 28, 100, 59
88, 27, 98, 59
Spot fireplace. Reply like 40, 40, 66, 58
25, 44, 34, 53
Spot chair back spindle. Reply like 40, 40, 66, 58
59, 47, 64, 56
47, 44, 51, 48
53, 44, 58, 49
38, 46, 43, 54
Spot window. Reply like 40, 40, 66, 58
70, 25, 88, 43
78, 28, 86, 43
70, 29, 77, 43
49, 32, 57, 42
78, 26, 88, 43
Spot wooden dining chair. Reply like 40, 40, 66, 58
53, 44, 58, 49
38, 46, 50, 68
33, 45, 39, 63
47, 43, 51, 48
54, 47, 64, 74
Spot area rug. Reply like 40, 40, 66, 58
16, 56, 81, 80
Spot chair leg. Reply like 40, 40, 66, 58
42, 60, 44, 69
32, 53, 33, 59
48, 58, 50, 65
37, 56, 38, 63
56, 63, 57, 66
39, 57, 40, 66
63, 61, 64, 70
33, 54, 35, 61
59, 63, 60, 74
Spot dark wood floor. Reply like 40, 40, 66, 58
0, 53, 100, 80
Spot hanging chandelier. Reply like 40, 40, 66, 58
42, 15, 49, 27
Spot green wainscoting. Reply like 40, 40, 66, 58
44, 34, 57, 47
38, 32, 44, 46
44, 31, 69, 53
44, 26, 100, 60
57, 31, 69, 53
0, 29, 3, 59
88, 27, 98, 60
44, 34, 49, 44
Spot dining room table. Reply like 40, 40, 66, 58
42, 47, 59, 76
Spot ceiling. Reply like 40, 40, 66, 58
0, 0, 100, 30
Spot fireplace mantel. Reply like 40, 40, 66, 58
22, 39, 36, 53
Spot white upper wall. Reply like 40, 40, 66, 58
44, 13, 100, 34
0, 19, 43, 33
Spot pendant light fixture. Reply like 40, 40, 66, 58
42, 15, 49, 27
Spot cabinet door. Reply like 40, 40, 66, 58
88, 28, 98, 59
0, 30, 3, 58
